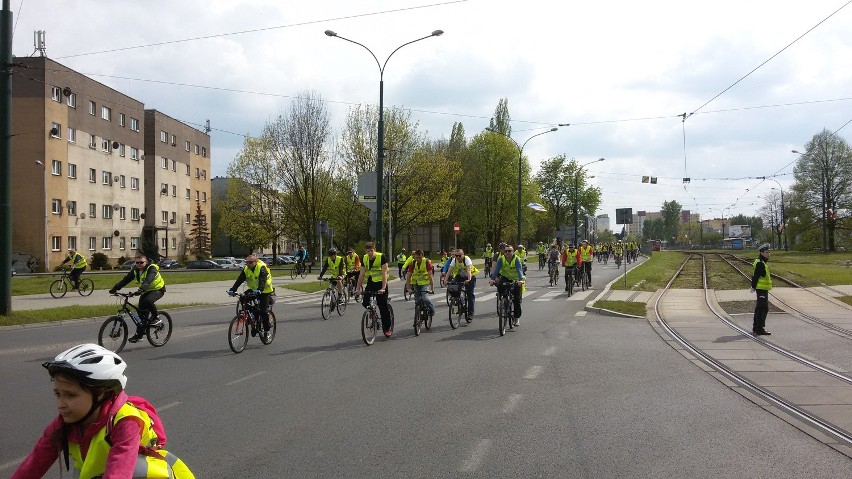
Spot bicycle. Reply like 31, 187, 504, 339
447, 279, 471, 329
538, 254, 546, 271
359, 292, 394, 346
483, 257, 492, 278
582, 264, 591, 291
290, 261, 308, 280
548, 261, 559, 287
565, 266, 575, 297
402, 273, 412, 301
50, 268, 94, 298
412, 287, 433, 336
98, 292, 172, 353
319, 277, 346, 320
344, 274, 357, 303
495, 280, 520, 336
227, 290, 277, 353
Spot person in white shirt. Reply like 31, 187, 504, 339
441, 248, 479, 318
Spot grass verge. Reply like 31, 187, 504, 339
0, 303, 202, 327
839, 296, 852, 307
610, 252, 686, 291
593, 300, 647, 317
280, 281, 326, 294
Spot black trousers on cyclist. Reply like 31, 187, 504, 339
362, 282, 391, 331
69, 267, 85, 288
454, 274, 476, 316
564, 266, 576, 291
497, 279, 522, 319
137, 289, 165, 332
583, 262, 592, 286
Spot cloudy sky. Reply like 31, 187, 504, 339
11, 0, 852, 227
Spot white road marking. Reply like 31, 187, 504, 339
0, 457, 26, 471
533, 291, 564, 302
542, 346, 557, 356
502, 394, 523, 413
574, 311, 587, 317
157, 401, 182, 412
226, 371, 266, 386
460, 438, 492, 472
298, 351, 325, 361
523, 365, 543, 379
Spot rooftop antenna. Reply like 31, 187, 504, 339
33, 30, 47, 57
204, 119, 211, 133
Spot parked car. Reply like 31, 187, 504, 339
232, 259, 247, 268
278, 255, 295, 264
158, 258, 181, 269
211, 258, 241, 269
185, 259, 223, 270
119, 260, 136, 269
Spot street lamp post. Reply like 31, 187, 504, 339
325, 29, 443, 253
574, 158, 605, 246
484, 127, 557, 244
35, 161, 48, 272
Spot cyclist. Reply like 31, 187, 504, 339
317, 248, 345, 303
405, 249, 435, 319
561, 243, 582, 292
483, 243, 493, 275
294, 245, 309, 272
343, 247, 361, 292
547, 243, 560, 280
537, 242, 547, 269
60, 248, 87, 290
355, 242, 392, 337
395, 249, 408, 279
108, 253, 165, 343
489, 244, 525, 325
579, 239, 594, 287
12, 344, 195, 479
517, 244, 528, 275
227, 254, 274, 335
442, 248, 479, 319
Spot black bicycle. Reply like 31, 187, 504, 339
319, 277, 346, 320
447, 279, 471, 329
227, 290, 277, 353
98, 292, 172, 353
50, 268, 94, 298
548, 261, 559, 287
360, 292, 394, 346
496, 280, 520, 336
290, 261, 308, 280
538, 254, 546, 270
412, 287, 433, 336
483, 257, 492, 278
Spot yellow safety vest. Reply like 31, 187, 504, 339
451, 256, 479, 277
579, 245, 593, 262
565, 250, 579, 266
410, 258, 431, 286
134, 265, 165, 292
396, 253, 406, 264
752, 259, 772, 291
68, 253, 88, 269
499, 255, 521, 281
243, 260, 273, 293
344, 254, 358, 273
484, 247, 492, 259
326, 256, 343, 275
363, 253, 384, 283
68, 402, 195, 479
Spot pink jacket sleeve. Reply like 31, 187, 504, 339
102, 415, 143, 479
11, 417, 62, 479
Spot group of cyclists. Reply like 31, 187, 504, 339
590, 241, 640, 265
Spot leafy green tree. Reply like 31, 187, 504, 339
489, 98, 511, 136
325, 174, 370, 250
461, 132, 520, 245
660, 200, 682, 244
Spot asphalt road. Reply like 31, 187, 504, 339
1, 259, 849, 478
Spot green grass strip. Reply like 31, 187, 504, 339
0, 303, 202, 327
593, 300, 647, 317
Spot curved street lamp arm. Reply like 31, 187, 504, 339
382, 33, 440, 75
327, 34, 382, 75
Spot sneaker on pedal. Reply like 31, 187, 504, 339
128, 331, 144, 343
149, 317, 163, 328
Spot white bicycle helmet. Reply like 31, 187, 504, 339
43, 343, 127, 391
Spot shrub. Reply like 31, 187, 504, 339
90, 252, 110, 271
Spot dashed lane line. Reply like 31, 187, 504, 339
157, 401, 182, 412
542, 346, 557, 356
460, 438, 492, 472
226, 371, 266, 386
502, 394, 523, 413
523, 365, 543, 379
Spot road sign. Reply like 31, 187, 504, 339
616, 208, 633, 224
357, 172, 378, 210
453, 222, 460, 235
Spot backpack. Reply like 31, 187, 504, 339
124, 395, 167, 446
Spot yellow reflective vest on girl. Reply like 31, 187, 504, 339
69, 402, 194, 479
362, 253, 384, 283
409, 258, 431, 286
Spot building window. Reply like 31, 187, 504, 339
131, 237, 139, 250
170, 134, 176, 146
119, 237, 126, 250
161, 211, 168, 224
51, 199, 62, 214
119, 175, 126, 188
51, 160, 61, 176
88, 168, 96, 183
67, 127, 76, 143
119, 113, 125, 127
102, 205, 113, 219
101, 138, 111, 152
185, 188, 190, 199
195, 167, 199, 178
102, 171, 112, 185
202, 147, 207, 158
160, 183, 168, 195
119, 207, 126, 220
171, 159, 176, 172
88, 134, 97, 149
118, 144, 125, 157
130, 147, 138, 160
202, 192, 207, 202
185, 213, 190, 224
51, 236, 61, 251
202, 169, 207, 180
160, 238, 167, 249
102, 237, 112, 250
66, 93, 76, 108
160, 131, 168, 143
68, 163, 77, 179
161, 157, 168, 169
131, 208, 140, 221
89, 203, 96, 218
185, 164, 190, 176
130, 177, 139, 190
51, 86, 61, 102
101, 106, 111, 121
50, 122, 61, 138
171, 185, 177, 197
130, 117, 139, 131
194, 144, 200, 155
88, 237, 96, 251
67, 201, 77, 216
184, 140, 190, 152
68, 236, 77, 250
195, 190, 199, 200
88, 101, 96, 115
170, 211, 177, 224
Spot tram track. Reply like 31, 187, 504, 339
653, 253, 852, 449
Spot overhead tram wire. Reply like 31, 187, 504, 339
53, 0, 468, 60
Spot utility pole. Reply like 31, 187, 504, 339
0, 0, 13, 315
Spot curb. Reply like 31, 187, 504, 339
583, 255, 652, 319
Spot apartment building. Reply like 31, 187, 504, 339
11, 57, 210, 271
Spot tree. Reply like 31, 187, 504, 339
489, 98, 511, 136
325, 174, 370, 250
660, 200, 682, 245
189, 199, 211, 259
792, 129, 852, 252
534, 155, 602, 239
460, 132, 519, 245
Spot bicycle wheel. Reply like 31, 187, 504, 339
336, 290, 347, 316
260, 311, 277, 345
77, 278, 95, 296
425, 309, 433, 330
567, 272, 574, 296
581, 271, 587, 291
498, 296, 507, 336
290, 265, 298, 280
228, 313, 249, 353
299, 265, 308, 279
448, 299, 460, 329
321, 290, 333, 320
414, 303, 422, 336
361, 311, 377, 345
146, 311, 173, 347
403, 288, 411, 301
98, 316, 128, 353
49, 279, 68, 298
388, 304, 395, 333
506, 297, 515, 331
